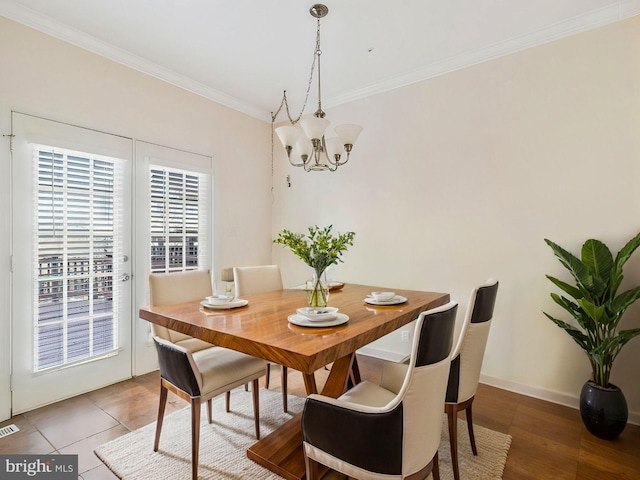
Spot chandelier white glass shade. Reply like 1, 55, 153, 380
273, 4, 363, 172
275, 122, 362, 172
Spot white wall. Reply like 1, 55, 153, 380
273, 17, 640, 422
1, 13, 639, 426
0, 17, 273, 420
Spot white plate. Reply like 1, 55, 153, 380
296, 306, 339, 321
364, 295, 407, 306
200, 298, 249, 310
288, 313, 349, 328
205, 294, 235, 305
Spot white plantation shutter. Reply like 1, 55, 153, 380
33, 145, 125, 371
149, 165, 210, 273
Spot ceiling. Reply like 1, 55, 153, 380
1, 0, 638, 122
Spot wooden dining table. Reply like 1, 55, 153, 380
139, 283, 449, 480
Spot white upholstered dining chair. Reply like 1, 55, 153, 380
445, 278, 499, 480
233, 265, 290, 411
301, 301, 458, 480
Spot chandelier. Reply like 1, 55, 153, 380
272, 4, 363, 172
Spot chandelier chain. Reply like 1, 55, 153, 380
270, 18, 322, 125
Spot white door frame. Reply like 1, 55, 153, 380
0, 105, 12, 421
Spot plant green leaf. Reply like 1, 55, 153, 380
577, 298, 604, 323
614, 231, 640, 270
544, 239, 594, 295
581, 239, 613, 298
611, 232, 640, 296
546, 275, 584, 300
611, 286, 640, 317
543, 313, 590, 351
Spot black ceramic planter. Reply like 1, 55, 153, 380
579, 381, 628, 440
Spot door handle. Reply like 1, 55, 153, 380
120, 273, 130, 282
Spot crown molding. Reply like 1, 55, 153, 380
2, 0, 639, 121
324, 1, 640, 110
0, 0, 268, 121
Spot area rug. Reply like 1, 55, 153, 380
95, 387, 511, 479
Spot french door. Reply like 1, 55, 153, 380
11, 113, 133, 413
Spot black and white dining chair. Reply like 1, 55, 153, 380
152, 336, 267, 480
149, 270, 237, 411
445, 278, 499, 480
301, 301, 458, 480
148, 270, 268, 480
148, 270, 215, 353
234, 265, 289, 411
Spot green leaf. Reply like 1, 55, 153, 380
550, 293, 598, 333
614, 231, 640, 270
577, 298, 604, 323
546, 275, 584, 301
611, 287, 640, 317
611, 232, 640, 296
550, 293, 581, 318
543, 313, 590, 351
581, 240, 613, 296
544, 239, 594, 295
617, 328, 640, 343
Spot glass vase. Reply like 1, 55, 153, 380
307, 270, 329, 308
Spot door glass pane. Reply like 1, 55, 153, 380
150, 166, 208, 273
33, 146, 124, 371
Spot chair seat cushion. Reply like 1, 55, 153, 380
338, 380, 396, 408
193, 347, 267, 397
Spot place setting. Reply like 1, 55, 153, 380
200, 292, 249, 310
287, 306, 349, 328
364, 291, 407, 306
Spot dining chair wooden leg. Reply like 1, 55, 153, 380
465, 398, 478, 455
207, 398, 213, 424
432, 451, 440, 480
282, 366, 288, 412
153, 383, 168, 451
265, 363, 271, 388
251, 378, 260, 440
191, 397, 201, 480
225, 390, 231, 412
304, 453, 320, 480
446, 404, 460, 480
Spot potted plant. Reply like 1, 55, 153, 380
274, 225, 355, 308
544, 233, 640, 439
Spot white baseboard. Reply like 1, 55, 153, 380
480, 374, 639, 426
